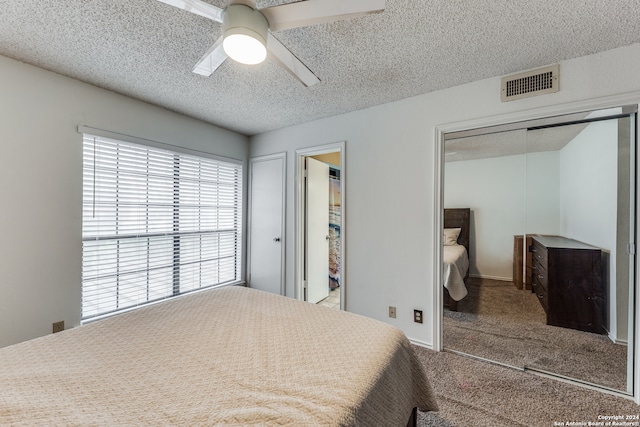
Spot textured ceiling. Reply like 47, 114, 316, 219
1, 0, 640, 136
445, 123, 587, 163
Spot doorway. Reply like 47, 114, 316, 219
435, 105, 638, 397
296, 143, 346, 310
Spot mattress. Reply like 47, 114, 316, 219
443, 244, 469, 301
0, 286, 438, 426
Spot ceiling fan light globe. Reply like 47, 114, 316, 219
223, 33, 267, 65
222, 4, 269, 65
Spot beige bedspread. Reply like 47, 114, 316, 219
0, 286, 437, 426
443, 245, 469, 301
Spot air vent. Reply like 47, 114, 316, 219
501, 65, 559, 102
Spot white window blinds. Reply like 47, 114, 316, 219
82, 133, 242, 320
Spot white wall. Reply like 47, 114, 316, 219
0, 56, 249, 348
443, 151, 560, 280
249, 43, 640, 347
559, 121, 617, 248
445, 155, 526, 280
525, 151, 561, 236
558, 120, 619, 337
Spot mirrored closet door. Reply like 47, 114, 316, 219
442, 106, 637, 394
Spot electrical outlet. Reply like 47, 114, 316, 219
389, 306, 396, 319
52, 321, 64, 334
414, 310, 423, 324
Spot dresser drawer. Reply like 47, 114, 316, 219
532, 268, 548, 291
532, 281, 548, 312
530, 240, 548, 269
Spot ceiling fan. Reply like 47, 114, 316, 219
156, 0, 385, 87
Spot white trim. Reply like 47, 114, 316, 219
78, 125, 243, 164
435, 90, 640, 136
526, 368, 636, 401
432, 126, 444, 352
408, 338, 434, 350
247, 152, 287, 295
433, 92, 640, 401
633, 110, 640, 402
446, 348, 526, 371
615, 338, 629, 347
468, 274, 513, 282
295, 142, 346, 309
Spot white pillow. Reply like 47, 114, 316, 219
443, 228, 461, 246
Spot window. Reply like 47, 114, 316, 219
82, 133, 242, 320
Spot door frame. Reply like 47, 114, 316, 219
433, 92, 640, 402
295, 142, 346, 309
248, 152, 287, 295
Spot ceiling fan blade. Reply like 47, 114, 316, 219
229, 0, 256, 7
262, 0, 385, 32
267, 33, 319, 87
155, 0, 224, 23
192, 36, 228, 76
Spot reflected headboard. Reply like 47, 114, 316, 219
443, 208, 471, 262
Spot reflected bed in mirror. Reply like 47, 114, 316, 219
443, 208, 470, 311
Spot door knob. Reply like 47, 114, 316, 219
325, 235, 330, 241
273, 237, 281, 242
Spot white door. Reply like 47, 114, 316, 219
305, 157, 330, 303
249, 154, 285, 295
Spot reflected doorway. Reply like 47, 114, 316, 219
442, 106, 636, 394
296, 143, 345, 311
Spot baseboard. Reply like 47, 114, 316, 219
469, 274, 513, 282
408, 338, 434, 350
613, 336, 628, 346
603, 326, 628, 346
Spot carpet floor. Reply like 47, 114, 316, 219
443, 278, 628, 392
414, 346, 639, 427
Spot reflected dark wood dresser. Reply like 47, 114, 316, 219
530, 235, 605, 334
513, 235, 533, 290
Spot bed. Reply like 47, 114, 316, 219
0, 286, 438, 426
443, 208, 471, 311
